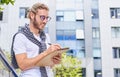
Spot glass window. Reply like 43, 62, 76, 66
91, 0, 99, 9
64, 11, 75, 21
92, 9, 99, 19
82, 68, 86, 77
19, 7, 29, 19
76, 29, 84, 39
56, 11, 64, 21
113, 47, 120, 58
114, 68, 120, 77
56, 10, 84, 21
0, 11, 3, 21
64, 30, 76, 40
56, 30, 64, 40
67, 49, 76, 57
92, 27, 100, 38
18, 26, 24, 31
76, 11, 84, 21
93, 48, 101, 58
94, 70, 102, 77
110, 8, 120, 19
111, 27, 120, 38
76, 49, 85, 58
56, 30, 76, 40
75, 0, 83, 3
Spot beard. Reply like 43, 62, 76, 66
33, 17, 41, 31
32, 17, 46, 32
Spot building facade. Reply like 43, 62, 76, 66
0, 0, 120, 77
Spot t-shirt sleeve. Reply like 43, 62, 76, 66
13, 33, 27, 54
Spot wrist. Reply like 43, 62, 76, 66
41, 51, 48, 57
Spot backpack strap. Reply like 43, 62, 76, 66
11, 32, 19, 69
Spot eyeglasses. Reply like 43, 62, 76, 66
39, 15, 51, 22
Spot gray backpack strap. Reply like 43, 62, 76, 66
11, 32, 19, 69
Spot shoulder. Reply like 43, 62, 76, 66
14, 32, 27, 41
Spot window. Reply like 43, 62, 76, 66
64, 11, 75, 21
76, 49, 85, 58
56, 10, 84, 21
56, 30, 76, 40
111, 27, 120, 38
19, 7, 29, 19
110, 8, 120, 19
67, 49, 76, 57
0, 11, 3, 21
92, 27, 100, 38
76, 11, 84, 21
82, 68, 86, 77
56, 11, 64, 21
94, 70, 102, 77
92, 9, 99, 19
114, 68, 120, 77
113, 47, 120, 58
76, 29, 84, 39
93, 48, 101, 59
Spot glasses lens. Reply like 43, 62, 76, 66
47, 16, 51, 21
40, 15, 51, 21
40, 16, 46, 21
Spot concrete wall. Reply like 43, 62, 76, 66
99, 0, 120, 77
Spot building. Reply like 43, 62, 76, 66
0, 0, 120, 77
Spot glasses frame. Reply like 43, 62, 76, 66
39, 15, 51, 22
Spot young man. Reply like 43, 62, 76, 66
13, 2, 61, 77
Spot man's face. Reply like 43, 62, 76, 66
32, 9, 50, 31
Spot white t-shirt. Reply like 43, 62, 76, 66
13, 33, 54, 77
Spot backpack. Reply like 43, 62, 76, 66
11, 31, 46, 69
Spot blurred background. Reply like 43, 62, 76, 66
0, 0, 120, 77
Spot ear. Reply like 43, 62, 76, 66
30, 12, 35, 20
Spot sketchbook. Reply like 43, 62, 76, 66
36, 47, 69, 66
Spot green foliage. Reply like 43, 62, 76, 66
0, 0, 15, 5
53, 53, 82, 77
0, 0, 15, 11
0, 51, 11, 70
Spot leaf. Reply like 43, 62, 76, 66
0, 6, 4, 11
53, 53, 82, 77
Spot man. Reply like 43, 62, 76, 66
13, 2, 61, 77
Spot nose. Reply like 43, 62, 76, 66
43, 19, 47, 23
43, 18, 48, 23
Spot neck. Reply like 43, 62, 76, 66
29, 24, 40, 36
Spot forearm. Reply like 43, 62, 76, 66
16, 51, 48, 71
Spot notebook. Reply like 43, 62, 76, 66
36, 47, 69, 66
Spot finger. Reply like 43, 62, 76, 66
52, 44, 61, 50
50, 44, 61, 51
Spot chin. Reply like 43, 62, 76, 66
39, 28, 44, 31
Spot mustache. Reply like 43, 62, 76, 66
33, 17, 46, 31
34, 17, 46, 25
42, 22, 46, 25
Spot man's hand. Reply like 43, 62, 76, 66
45, 44, 61, 55
52, 53, 62, 64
